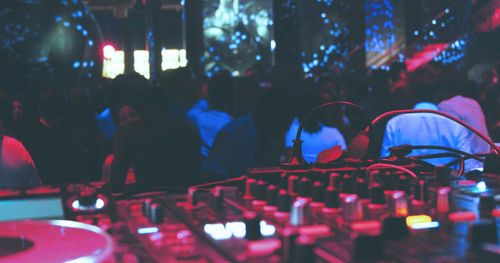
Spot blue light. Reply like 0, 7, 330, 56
214, 56, 220, 61
55, 16, 62, 22
429, 31, 435, 37
82, 30, 88, 36
320, 45, 325, 50
321, 13, 326, 18
441, 22, 446, 27
241, 34, 247, 40
73, 61, 80, 68
445, 9, 450, 14
88, 73, 92, 78
432, 20, 436, 25
255, 55, 261, 61
76, 24, 82, 30
137, 227, 159, 234
82, 61, 88, 67
77, 10, 83, 17
90, 61, 94, 67
324, 19, 329, 24
88, 40, 93, 46
411, 221, 440, 230
63, 21, 70, 27
255, 37, 261, 42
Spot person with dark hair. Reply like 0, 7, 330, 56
161, 67, 205, 120
234, 76, 260, 118
380, 64, 480, 170
205, 87, 295, 179
109, 88, 202, 193
284, 90, 346, 163
0, 93, 40, 188
14, 87, 74, 184
191, 69, 234, 159
96, 73, 147, 140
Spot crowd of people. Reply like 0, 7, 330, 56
0, 61, 499, 192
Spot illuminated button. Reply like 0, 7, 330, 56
410, 221, 440, 230
247, 239, 281, 257
298, 225, 330, 236
492, 209, 500, 218
406, 215, 432, 228
351, 220, 382, 233
138, 226, 159, 234
448, 211, 476, 222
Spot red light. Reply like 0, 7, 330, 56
448, 211, 476, 222
102, 45, 116, 60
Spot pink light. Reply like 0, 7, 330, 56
406, 43, 449, 72
102, 45, 116, 60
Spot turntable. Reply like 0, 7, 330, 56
0, 220, 113, 262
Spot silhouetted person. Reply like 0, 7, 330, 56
110, 88, 202, 193
206, 87, 294, 179
15, 86, 74, 184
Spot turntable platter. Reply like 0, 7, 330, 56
0, 220, 113, 262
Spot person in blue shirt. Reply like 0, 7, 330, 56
191, 69, 234, 159
205, 87, 294, 179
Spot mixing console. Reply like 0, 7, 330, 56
1, 157, 500, 262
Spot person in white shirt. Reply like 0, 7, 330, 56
285, 90, 346, 163
381, 64, 480, 171
438, 76, 491, 155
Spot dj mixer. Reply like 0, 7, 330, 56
1, 156, 499, 262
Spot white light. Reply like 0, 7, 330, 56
138, 227, 159, 234
103, 45, 115, 60
260, 221, 276, 236
95, 198, 105, 209
72, 200, 79, 209
226, 222, 246, 238
476, 181, 487, 192
432, 20, 436, 25
445, 9, 450, 14
270, 40, 276, 51
411, 221, 440, 230
204, 223, 232, 240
